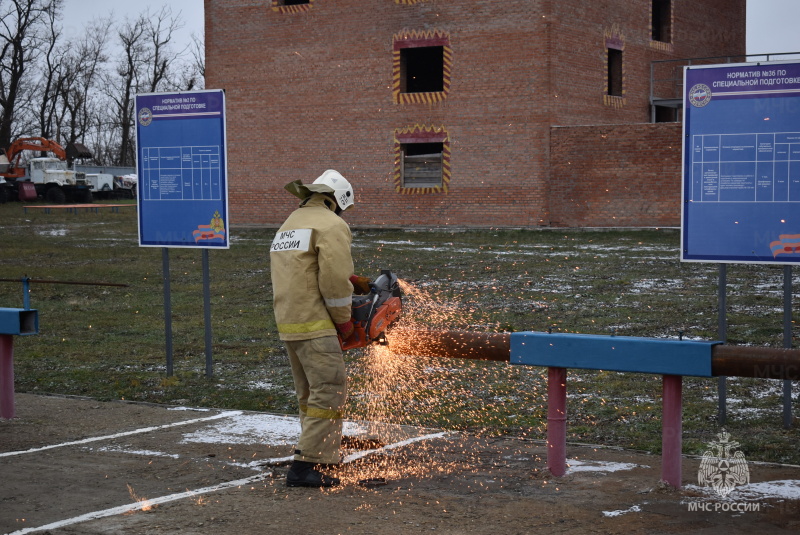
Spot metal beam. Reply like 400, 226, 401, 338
390, 329, 800, 380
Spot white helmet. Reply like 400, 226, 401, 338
284, 170, 354, 212
312, 170, 354, 212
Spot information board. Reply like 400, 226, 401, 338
136, 90, 229, 248
682, 61, 800, 264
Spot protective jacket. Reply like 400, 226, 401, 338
270, 193, 354, 341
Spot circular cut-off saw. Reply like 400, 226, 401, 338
339, 269, 403, 351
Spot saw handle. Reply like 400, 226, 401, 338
338, 322, 367, 351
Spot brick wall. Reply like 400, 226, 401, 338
549, 0, 745, 126
549, 122, 682, 227
204, 0, 744, 228
206, 0, 553, 228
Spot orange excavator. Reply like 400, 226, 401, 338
0, 137, 69, 179
0, 137, 93, 203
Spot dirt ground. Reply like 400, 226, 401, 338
2, 393, 800, 535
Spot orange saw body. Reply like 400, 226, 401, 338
340, 270, 403, 351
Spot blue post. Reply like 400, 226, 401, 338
783, 265, 793, 429
718, 264, 727, 425
22, 277, 30, 311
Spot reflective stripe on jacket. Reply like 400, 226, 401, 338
270, 193, 354, 341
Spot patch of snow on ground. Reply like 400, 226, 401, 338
735, 480, 800, 500
602, 504, 642, 517
567, 459, 646, 473
630, 279, 684, 293
246, 381, 280, 390
684, 480, 800, 501
180, 413, 300, 445
179, 413, 371, 446
37, 228, 68, 236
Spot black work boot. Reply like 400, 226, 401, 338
286, 461, 340, 488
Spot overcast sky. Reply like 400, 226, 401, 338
746, 0, 800, 56
60, 0, 204, 50
60, 0, 800, 58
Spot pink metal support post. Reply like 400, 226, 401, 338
547, 366, 568, 476
0, 334, 14, 419
661, 374, 683, 488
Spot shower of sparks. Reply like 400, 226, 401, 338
126, 484, 154, 512
339, 279, 549, 487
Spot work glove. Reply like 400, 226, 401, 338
335, 320, 354, 340
349, 274, 371, 295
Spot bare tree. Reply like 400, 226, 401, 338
0, 3, 204, 167
107, 14, 147, 166
144, 6, 183, 93
107, 6, 185, 166
165, 31, 204, 92
33, 0, 64, 141
83, 110, 118, 166
182, 32, 205, 91
0, 0, 59, 149
56, 17, 111, 151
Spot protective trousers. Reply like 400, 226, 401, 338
285, 336, 347, 464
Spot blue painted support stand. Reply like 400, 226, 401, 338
662, 375, 683, 487
0, 307, 39, 419
547, 367, 567, 476
510, 332, 719, 488
0, 334, 14, 419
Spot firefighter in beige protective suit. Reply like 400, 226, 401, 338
270, 170, 370, 488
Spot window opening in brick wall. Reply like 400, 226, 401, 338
392, 30, 452, 105
393, 125, 450, 193
607, 48, 623, 97
401, 142, 443, 188
651, 0, 672, 42
401, 47, 444, 94
654, 105, 677, 122
272, 0, 313, 13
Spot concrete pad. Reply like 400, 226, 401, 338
0, 393, 444, 534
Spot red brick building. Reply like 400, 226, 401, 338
204, 0, 746, 228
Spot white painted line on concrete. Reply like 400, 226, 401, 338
343, 431, 451, 463
94, 445, 182, 459
6, 470, 272, 535
0, 418, 450, 535
0, 411, 243, 458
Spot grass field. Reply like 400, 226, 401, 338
1, 201, 798, 464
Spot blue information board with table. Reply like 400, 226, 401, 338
682, 61, 800, 264
135, 89, 229, 249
